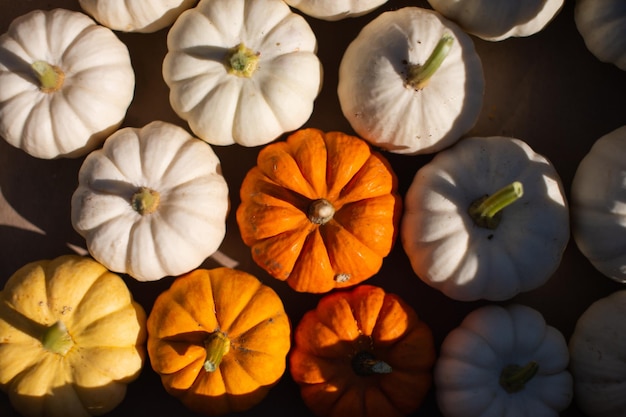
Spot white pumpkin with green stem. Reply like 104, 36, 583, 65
78, 0, 197, 33
0, 8, 134, 159
71, 120, 229, 282
337, 7, 484, 155
570, 126, 626, 283
435, 304, 573, 417
401, 136, 569, 301
569, 290, 626, 417
163, 0, 323, 147
426, 0, 565, 42
575, 0, 626, 71
283, 0, 389, 21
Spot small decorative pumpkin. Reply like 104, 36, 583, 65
0, 8, 135, 159
146, 267, 291, 416
163, 0, 323, 147
401, 136, 569, 301
569, 290, 626, 417
0, 254, 146, 417
435, 304, 573, 417
283, 0, 389, 21
71, 120, 229, 282
78, 0, 198, 33
575, 0, 626, 71
236, 128, 402, 293
289, 284, 436, 417
337, 7, 484, 155
570, 126, 626, 283
426, 0, 565, 42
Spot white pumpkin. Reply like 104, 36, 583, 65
570, 126, 626, 283
401, 136, 570, 301
337, 7, 484, 155
569, 290, 626, 417
427, 0, 565, 42
575, 0, 626, 70
435, 304, 573, 417
71, 120, 230, 282
79, 0, 198, 33
163, 0, 323, 147
0, 8, 135, 159
283, 0, 389, 21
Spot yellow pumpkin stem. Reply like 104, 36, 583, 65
500, 361, 539, 393
352, 351, 392, 376
468, 181, 524, 229
203, 331, 230, 372
405, 34, 454, 90
42, 320, 74, 356
308, 198, 336, 225
225, 43, 260, 77
131, 187, 161, 215
31, 60, 65, 93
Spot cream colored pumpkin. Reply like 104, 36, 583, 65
283, 0, 389, 21
337, 7, 484, 155
0, 254, 146, 417
78, 0, 198, 33
427, 0, 565, 41
0, 8, 135, 159
71, 120, 229, 282
163, 0, 322, 147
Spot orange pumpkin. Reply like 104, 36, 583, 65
289, 284, 436, 417
236, 128, 402, 293
146, 267, 291, 416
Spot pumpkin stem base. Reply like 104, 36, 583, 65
500, 361, 539, 393
225, 43, 260, 77
468, 181, 523, 229
32, 60, 65, 93
405, 34, 454, 90
204, 331, 230, 372
352, 351, 392, 376
308, 198, 335, 225
131, 187, 161, 215
42, 320, 74, 356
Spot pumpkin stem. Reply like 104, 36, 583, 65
500, 361, 539, 393
131, 187, 161, 215
468, 181, 524, 229
203, 331, 230, 372
31, 60, 65, 93
308, 198, 336, 225
225, 43, 260, 77
352, 351, 392, 376
42, 320, 74, 356
405, 34, 454, 90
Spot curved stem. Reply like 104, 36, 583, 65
405, 34, 454, 90
468, 181, 524, 229
131, 187, 161, 215
203, 331, 230, 372
308, 198, 335, 225
500, 361, 539, 393
225, 43, 260, 77
32, 60, 65, 93
352, 351, 392, 376
42, 321, 74, 356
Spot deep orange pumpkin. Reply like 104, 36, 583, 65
289, 284, 436, 417
236, 128, 402, 293
146, 267, 291, 416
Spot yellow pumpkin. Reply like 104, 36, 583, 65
0, 254, 146, 417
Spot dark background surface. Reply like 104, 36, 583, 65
1, 0, 625, 416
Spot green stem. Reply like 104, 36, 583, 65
42, 321, 74, 356
31, 60, 65, 93
406, 34, 454, 90
468, 181, 524, 229
352, 351, 392, 376
308, 198, 336, 225
225, 43, 260, 77
203, 331, 230, 372
500, 361, 539, 393
131, 187, 161, 215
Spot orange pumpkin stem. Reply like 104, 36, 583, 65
307, 198, 335, 225
352, 351, 392, 376
31, 60, 65, 93
203, 331, 230, 372
41, 320, 74, 356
